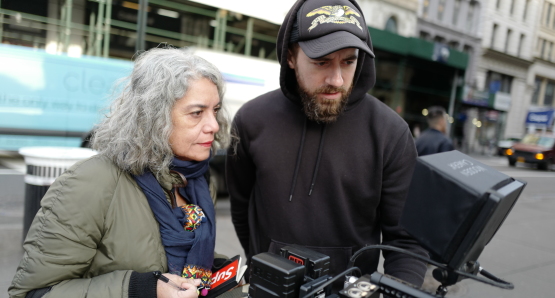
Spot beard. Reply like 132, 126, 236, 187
297, 75, 353, 123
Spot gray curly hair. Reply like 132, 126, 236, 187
91, 47, 229, 177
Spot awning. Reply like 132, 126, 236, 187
526, 110, 555, 127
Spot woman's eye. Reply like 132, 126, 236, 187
191, 110, 202, 116
214, 107, 221, 114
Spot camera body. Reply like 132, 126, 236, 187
247, 244, 438, 298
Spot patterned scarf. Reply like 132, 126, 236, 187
134, 156, 215, 291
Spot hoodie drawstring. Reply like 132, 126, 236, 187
289, 118, 307, 202
309, 124, 326, 196
289, 119, 327, 201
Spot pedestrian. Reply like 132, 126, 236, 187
225, 0, 428, 289
9, 47, 229, 298
415, 106, 454, 156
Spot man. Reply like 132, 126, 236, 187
225, 0, 428, 287
415, 106, 454, 156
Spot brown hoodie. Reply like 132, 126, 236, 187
226, 0, 428, 287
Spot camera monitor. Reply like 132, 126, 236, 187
400, 150, 526, 271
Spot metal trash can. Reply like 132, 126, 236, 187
18, 147, 97, 239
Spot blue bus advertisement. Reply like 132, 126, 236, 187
0, 44, 133, 151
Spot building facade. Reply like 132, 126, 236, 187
473, 0, 541, 153
359, 0, 419, 37
527, 0, 555, 133
417, 0, 483, 88
415, 0, 484, 151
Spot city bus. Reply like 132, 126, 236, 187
0, 44, 280, 151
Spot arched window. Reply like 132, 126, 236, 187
385, 17, 398, 34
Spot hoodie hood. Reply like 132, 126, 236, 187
276, 0, 376, 109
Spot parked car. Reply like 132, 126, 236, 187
506, 134, 555, 170
497, 138, 521, 156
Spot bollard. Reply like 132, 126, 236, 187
18, 147, 97, 240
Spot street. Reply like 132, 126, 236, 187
1, 153, 554, 297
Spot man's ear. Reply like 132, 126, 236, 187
287, 49, 296, 69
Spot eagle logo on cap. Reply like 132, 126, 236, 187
306, 5, 363, 31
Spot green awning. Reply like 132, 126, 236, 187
368, 27, 468, 70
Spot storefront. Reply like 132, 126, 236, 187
368, 27, 468, 143
459, 88, 512, 154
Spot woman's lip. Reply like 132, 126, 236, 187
199, 141, 213, 147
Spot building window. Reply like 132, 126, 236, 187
466, 2, 475, 32
437, 0, 446, 21
490, 24, 498, 49
549, 42, 554, 61
448, 41, 459, 50
546, 3, 553, 26
531, 78, 541, 105
496, 0, 501, 9
505, 29, 512, 53
523, 0, 530, 21
385, 17, 398, 34
486, 71, 513, 94
541, 39, 548, 59
453, 0, 461, 26
423, 0, 430, 19
509, 0, 515, 15
463, 45, 473, 54
434, 36, 446, 44
419, 31, 431, 41
517, 34, 525, 57
545, 81, 555, 106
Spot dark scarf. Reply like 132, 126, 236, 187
134, 156, 215, 279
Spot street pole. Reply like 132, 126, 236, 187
63, 0, 73, 54
447, 70, 459, 136
214, 9, 221, 50
86, 12, 95, 55
245, 17, 253, 56
103, 0, 112, 57
95, 0, 105, 56
0, 0, 4, 43
135, 0, 148, 53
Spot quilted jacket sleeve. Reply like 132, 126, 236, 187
8, 158, 133, 298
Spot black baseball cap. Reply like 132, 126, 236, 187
289, 0, 374, 59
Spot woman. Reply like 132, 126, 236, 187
9, 47, 229, 298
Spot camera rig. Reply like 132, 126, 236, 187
244, 152, 525, 298
247, 244, 513, 298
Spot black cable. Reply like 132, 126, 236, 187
348, 245, 513, 290
301, 267, 361, 298
348, 245, 446, 269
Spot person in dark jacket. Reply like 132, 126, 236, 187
415, 106, 454, 156
225, 0, 428, 288
9, 47, 230, 298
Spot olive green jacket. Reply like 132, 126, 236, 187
9, 155, 168, 298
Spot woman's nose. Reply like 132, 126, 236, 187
204, 113, 219, 134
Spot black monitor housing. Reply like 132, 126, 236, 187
400, 150, 526, 287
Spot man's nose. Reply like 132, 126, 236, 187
325, 65, 344, 87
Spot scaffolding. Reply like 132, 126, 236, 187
0, 0, 277, 60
